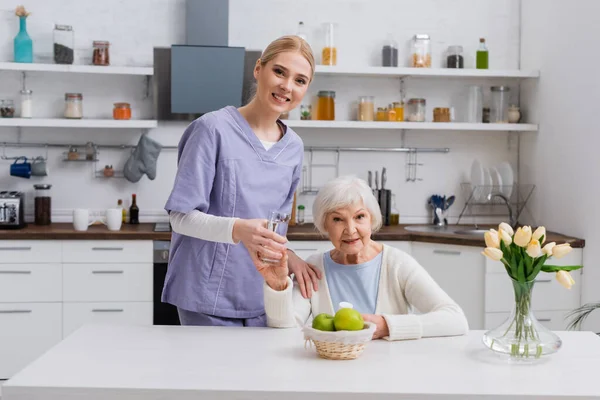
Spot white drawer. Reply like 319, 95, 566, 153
287, 241, 333, 261
63, 302, 153, 338
380, 241, 412, 254
0, 303, 62, 379
63, 263, 152, 302
485, 309, 574, 331
485, 271, 581, 313
62, 241, 152, 263
0, 264, 62, 303
0, 241, 61, 264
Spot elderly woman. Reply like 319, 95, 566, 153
253, 175, 469, 340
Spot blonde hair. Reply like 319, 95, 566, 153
259, 35, 315, 82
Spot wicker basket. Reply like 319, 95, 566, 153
303, 322, 376, 360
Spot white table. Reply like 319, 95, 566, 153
4, 324, 600, 399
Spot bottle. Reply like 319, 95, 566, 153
476, 38, 489, 69
390, 194, 400, 225
117, 199, 126, 223
296, 21, 308, 43
129, 194, 139, 224
297, 205, 305, 225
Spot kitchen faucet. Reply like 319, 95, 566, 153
487, 193, 517, 228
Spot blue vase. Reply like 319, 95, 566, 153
14, 16, 33, 63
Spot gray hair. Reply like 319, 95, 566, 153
312, 175, 383, 234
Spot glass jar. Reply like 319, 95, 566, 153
390, 194, 399, 225
53, 24, 74, 64
317, 91, 335, 120
376, 107, 387, 121
297, 205, 305, 225
300, 104, 312, 120
92, 41, 110, 66
113, 102, 131, 120
85, 142, 96, 160
387, 104, 396, 121
406, 98, 426, 122
358, 96, 374, 121
392, 101, 404, 121
411, 34, 431, 68
20, 90, 32, 118
382, 36, 398, 67
433, 107, 451, 122
64, 93, 83, 119
491, 86, 510, 123
321, 23, 337, 66
446, 45, 464, 68
34, 184, 52, 226
1, 100, 15, 118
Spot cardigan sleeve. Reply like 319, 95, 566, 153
381, 252, 469, 341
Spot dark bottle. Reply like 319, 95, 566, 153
129, 193, 139, 224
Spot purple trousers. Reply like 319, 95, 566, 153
177, 308, 266, 327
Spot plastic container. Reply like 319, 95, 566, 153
317, 91, 335, 120
64, 93, 83, 119
34, 184, 52, 225
411, 34, 431, 68
406, 98, 426, 122
53, 24, 74, 64
321, 23, 337, 66
358, 96, 374, 121
490, 86, 510, 123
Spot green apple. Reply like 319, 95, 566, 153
333, 308, 364, 331
312, 313, 336, 331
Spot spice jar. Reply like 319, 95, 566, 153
358, 96, 374, 121
321, 23, 337, 66
376, 107, 387, 121
446, 45, 464, 68
64, 93, 83, 119
113, 102, 131, 120
490, 86, 510, 123
20, 90, 32, 118
382, 36, 398, 67
297, 205, 305, 225
392, 101, 404, 121
300, 104, 312, 120
34, 184, 52, 226
387, 105, 397, 121
1, 100, 15, 118
104, 165, 114, 178
508, 105, 521, 123
482, 107, 491, 123
433, 107, 451, 122
67, 146, 79, 160
317, 91, 335, 120
53, 24, 74, 64
406, 98, 426, 122
411, 34, 431, 68
92, 41, 110, 66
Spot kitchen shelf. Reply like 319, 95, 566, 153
314, 65, 539, 79
0, 62, 153, 76
285, 120, 538, 132
0, 118, 158, 129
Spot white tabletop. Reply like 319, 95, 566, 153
4, 324, 600, 400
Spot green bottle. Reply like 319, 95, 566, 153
476, 38, 489, 69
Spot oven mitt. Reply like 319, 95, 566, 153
123, 134, 162, 182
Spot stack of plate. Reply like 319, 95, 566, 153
470, 159, 514, 202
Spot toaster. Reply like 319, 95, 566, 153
0, 191, 26, 229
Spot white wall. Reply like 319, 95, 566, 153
520, 0, 600, 331
0, 0, 522, 225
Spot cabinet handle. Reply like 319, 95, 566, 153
538, 318, 552, 322
0, 310, 32, 314
91, 247, 124, 251
92, 270, 124, 274
0, 270, 31, 274
535, 279, 552, 283
92, 309, 124, 313
0, 246, 32, 251
433, 250, 462, 256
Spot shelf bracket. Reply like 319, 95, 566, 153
144, 76, 151, 99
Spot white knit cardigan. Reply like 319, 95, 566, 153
264, 244, 469, 341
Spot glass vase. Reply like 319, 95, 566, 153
14, 16, 33, 63
482, 279, 562, 361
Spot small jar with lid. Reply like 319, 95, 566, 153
446, 45, 464, 68
406, 98, 426, 122
387, 104, 397, 121
34, 184, 52, 226
392, 101, 404, 121
64, 93, 83, 119
297, 205, 305, 225
20, 90, 32, 118
321, 23, 337, 66
113, 102, 131, 120
358, 96, 374, 121
317, 90, 335, 120
382, 36, 398, 67
53, 24, 74, 64
1, 100, 15, 118
92, 41, 110, 66
411, 34, 431, 68
490, 86, 510, 123
376, 107, 387, 121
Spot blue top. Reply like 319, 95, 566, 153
324, 250, 383, 315
163, 106, 304, 318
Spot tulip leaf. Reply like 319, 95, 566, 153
541, 265, 583, 273
524, 255, 533, 277
527, 254, 548, 281
517, 258, 525, 282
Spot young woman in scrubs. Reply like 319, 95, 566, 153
163, 36, 321, 327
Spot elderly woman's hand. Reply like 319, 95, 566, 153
287, 251, 322, 299
362, 314, 390, 339
251, 249, 289, 291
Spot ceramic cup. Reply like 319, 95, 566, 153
31, 156, 49, 177
100, 208, 122, 231
10, 156, 31, 179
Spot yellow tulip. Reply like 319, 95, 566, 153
542, 242, 556, 257
514, 226, 532, 247
526, 239, 542, 258
482, 247, 503, 261
498, 228, 513, 246
498, 222, 514, 237
532, 226, 546, 244
552, 243, 573, 259
485, 230, 500, 249
556, 270, 575, 289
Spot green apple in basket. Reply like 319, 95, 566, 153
333, 307, 364, 331
312, 313, 336, 331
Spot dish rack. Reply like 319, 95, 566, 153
456, 183, 535, 224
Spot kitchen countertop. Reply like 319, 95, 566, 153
4, 324, 600, 400
0, 223, 585, 248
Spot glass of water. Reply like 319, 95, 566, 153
261, 211, 291, 264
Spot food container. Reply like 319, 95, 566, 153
113, 103, 131, 120
376, 107, 387, 121
64, 93, 83, 119
92, 41, 110, 66
20, 90, 32, 118
1, 100, 15, 118
406, 98, 426, 122
34, 184, 52, 226
53, 24, 74, 65
358, 96, 374, 121
446, 45, 464, 68
433, 107, 451, 122
382, 37, 398, 67
491, 86, 510, 123
302, 322, 376, 360
321, 23, 337, 66
392, 101, 404, 121
411, 34, 431, 68
317, 91, 335, 120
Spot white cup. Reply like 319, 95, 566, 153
73, 209, 95, 231
101, 208, 122, 231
